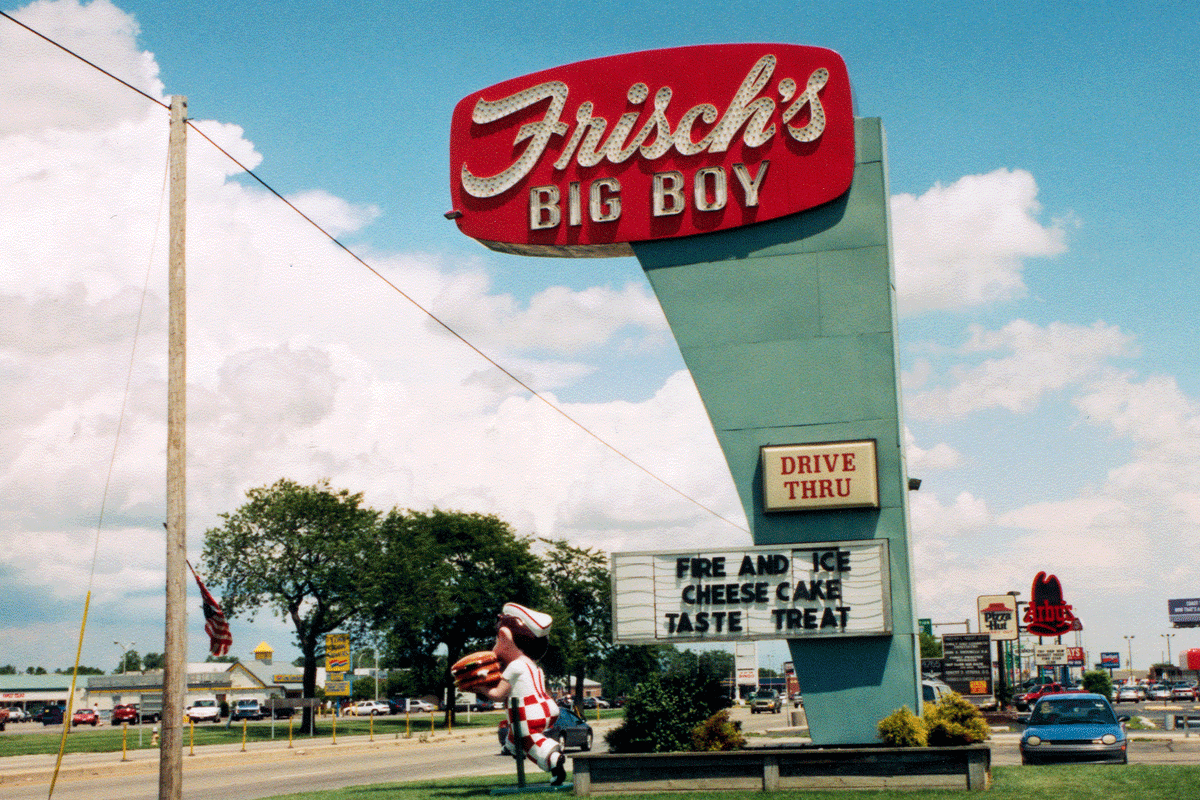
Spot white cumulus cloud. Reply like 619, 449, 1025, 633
891, 168, 1070, 316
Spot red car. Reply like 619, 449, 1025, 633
1017, 683, 1085, 710
111, 704, 140, 726
72, 708, 99, 727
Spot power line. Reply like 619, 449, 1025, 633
2, 10, 749, 534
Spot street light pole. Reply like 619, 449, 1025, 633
1124, 635, 1136, 683
114, 641, 135, 675
1162, 633, 1176, 676
1007, 591, 1022, 693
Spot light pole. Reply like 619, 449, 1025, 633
1124, 635, 1135, 684
114, 640, 135, 675
1162, 633, 1177, 678
1007, 591, 1022, 692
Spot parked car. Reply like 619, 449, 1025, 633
1020, 693, 1129, 765
111, 704, 139, 725
498, 705, 593, 753
1148, 684, 1172, 701
0, 707, 6, 731
72, 708, 99, 727
1171, 683, 1197, 702
185, 698, 221, 723
39, 705, 65, 725
1014, 683, 1085, 711
581, 697, 610, 709
231, 699, 264, 721
922, 678, 952, 705
1114, 685, 1145, 704
6, 707, 28, 723
265, 700, 296, 719
353, 700, 390, 716
390, 697, 435, 714
750, 690, 783, 714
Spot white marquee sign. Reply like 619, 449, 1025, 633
612, 540, 891, 644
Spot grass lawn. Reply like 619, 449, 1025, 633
0, 712, 509, 757
0, 709, 625, 758
258, 765, 1200, 800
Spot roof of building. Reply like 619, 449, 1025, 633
0, 674, 82, 692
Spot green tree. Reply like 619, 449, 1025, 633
0, 665, 15, 674
1082, 669, 1114, 700
25, 666, 47, 675
206, 654, 238, 663
699, 649, 736, 703
598, 645, 670, 700
55, 665, 104, 675
142, 652, 165, 671
919, 632, 943, 659
538, 539, 611, 707
114, 651, 141, 674
371, 508, 540, 721
663, 647, 700, 678
201, 478, 380, 734
352, 675, 379, 701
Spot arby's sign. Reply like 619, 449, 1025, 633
448, 44, 855, 256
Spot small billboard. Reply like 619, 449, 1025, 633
976, 595, 1018, 641
1168, 598, 1200, 626
1034, 644, 1068, 666
941, 633, 993, 700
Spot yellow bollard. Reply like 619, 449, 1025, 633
429, 709, 435, 736
448, 710, 453, 735
121, 723, 128, 762
189, 718, 194, 756
332, 713, 337, 745
241, 719, 247, 752
369, 712, 374, 742
288, 715, 294, 749
405, 709, 411, 738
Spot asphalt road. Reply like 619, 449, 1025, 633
5, 705, 1200, 800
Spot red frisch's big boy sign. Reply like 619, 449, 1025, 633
449, 44, 855, 257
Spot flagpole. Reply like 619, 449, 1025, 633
161, 94, 187, 800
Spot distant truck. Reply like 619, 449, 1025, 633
139, 695, 163, 724
750, 690, 783, 714
231, 698, 265, 721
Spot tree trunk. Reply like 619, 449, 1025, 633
573, 661, 586, 710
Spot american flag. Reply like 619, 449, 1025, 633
188, 563, 232, 657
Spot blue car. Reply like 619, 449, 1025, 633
1020, 693, 1129, 765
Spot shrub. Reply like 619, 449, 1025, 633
691, 709, 746, 751
924, 692, 990, 746
876, 706, 927, 747
604, 672, 729, 753
1082, 669, 1114, 700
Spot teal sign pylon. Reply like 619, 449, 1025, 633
632, 118, 919, 744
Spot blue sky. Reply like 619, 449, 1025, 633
2, 0, 1198, 678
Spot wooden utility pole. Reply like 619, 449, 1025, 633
161, 94, 187, 800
